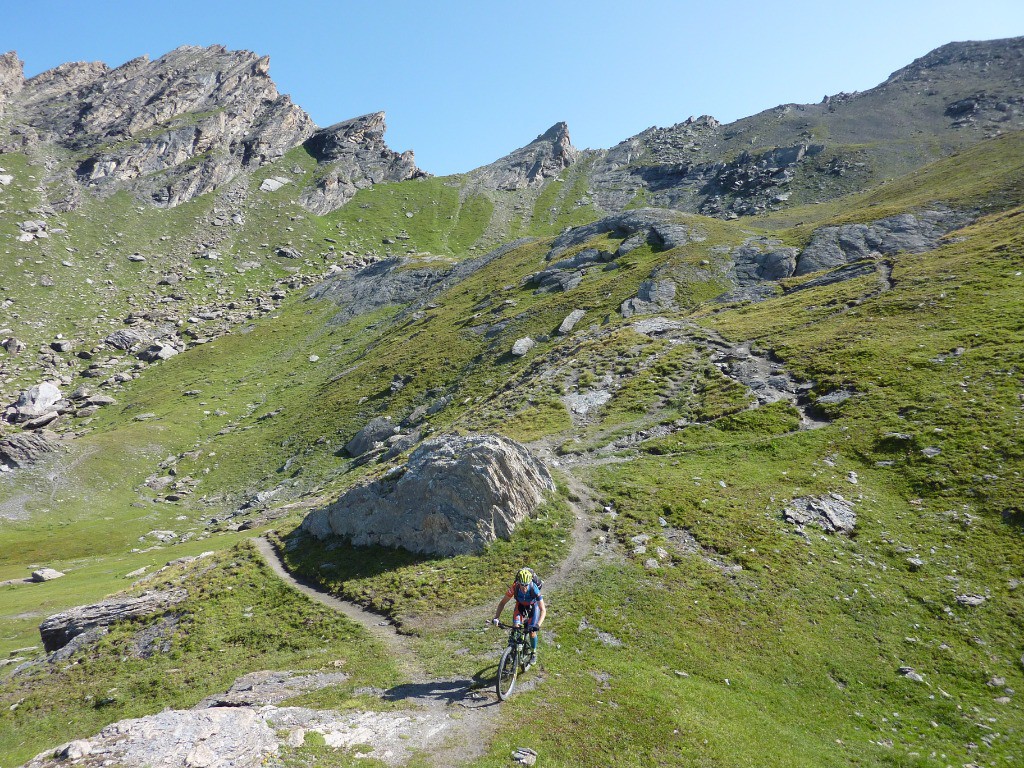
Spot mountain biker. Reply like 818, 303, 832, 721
491, 567, 546, 665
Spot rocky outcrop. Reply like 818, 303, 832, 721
23, 704, 452, 768
0, 430, 58, 470
621, 279, 677, 318
7, 46, 316, 207
38, 589, 187, 652
0, 51, 24, 115
299, 112, 426, 214
732, 239, 801, 284
310, 257, 454, 322
794, 208, 972, 275
468, 122, 578, 191
302, 434, 554, 556
546, 208, 703, 261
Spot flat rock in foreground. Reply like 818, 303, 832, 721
303, 434, 554, 556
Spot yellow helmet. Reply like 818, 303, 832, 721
516, 568, 533, 586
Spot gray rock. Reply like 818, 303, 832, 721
513, 747, 539, 766
546, 208, 704, 261
104, 328, 150, 350
511, 337, 536, 356
344, 417, 398, 458
196, 670, 351, 708
39, 588, 187, 652
138, 343, 179, 362
795, 209, 972, 275
783, 494, 856, 534
259, 176, 290, 192
0, 429, 58, 468
955, 594, 986, 607
558, 309, 586, 335
31, 568, 65, 582
275, 246, 302, 259
9, 46, 316, 208
300, 112, 426, 214
621, 279, 676, 318
9, 382, 63, 422
899, 667, 925, 683
731, 240, 800, 284
310, 257, 453, 323
467, 122, 578, 192
303, 434, 554, 556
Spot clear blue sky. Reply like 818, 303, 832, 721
4, 1, 1023, 175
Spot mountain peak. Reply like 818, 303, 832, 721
469, 121, 579, 191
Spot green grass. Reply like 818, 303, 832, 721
2, 127, 1023, 768
273, 491, 573, 628
0, 542, 403, 768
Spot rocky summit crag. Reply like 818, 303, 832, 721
1, 36, 1024, 768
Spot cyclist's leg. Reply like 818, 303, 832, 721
527, 603, 541, 655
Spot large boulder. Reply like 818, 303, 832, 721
303, 434, 554, 556
7, 382, 64, 424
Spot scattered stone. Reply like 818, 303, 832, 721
955, 594, 986, 607
898, 667, 925, 683
275, 246, 302, 259
126, 254, 147, 262
344, 417, 399, 458
906, 557, 925, 571
511, 337, 536, 356
513, 747, 539, 766
557, 309, 586, 335
30, 568, 65, 582
104, 328, 150, 350
783, 494, 856, 534
138, 343, 179, 362
921, 447, 941, 458
303, 434, 554, 556
259, 176, 290, 192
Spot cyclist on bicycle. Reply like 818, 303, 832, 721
491, 567, 546, 665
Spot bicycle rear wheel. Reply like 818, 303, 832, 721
496, 646, 518, 700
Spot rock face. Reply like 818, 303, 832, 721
299, 112, 426, 214
580, 38, 1024, 218
38, 588, 187, 652
302, 434, 554, 556
794, 208, 972, 275
546, 208, 703, 261
468, 122, 579, 191
5, 45, 315, 207
309, 257, 454, 323
0, 50, 24, 116
0, 429, 58, 469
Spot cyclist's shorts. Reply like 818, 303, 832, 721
514, 601, 541, 631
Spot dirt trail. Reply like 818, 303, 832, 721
251, 456, 609, 766
254, 537, 504, 766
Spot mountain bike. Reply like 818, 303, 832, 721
495, 621, 533, 700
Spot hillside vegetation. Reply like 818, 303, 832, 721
2, 40, 1023, 768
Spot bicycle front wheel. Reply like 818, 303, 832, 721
496, 646, 518, 700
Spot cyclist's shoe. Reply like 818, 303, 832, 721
526, 652, 537, 668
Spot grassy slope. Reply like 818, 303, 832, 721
1, 135, 1022, 766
